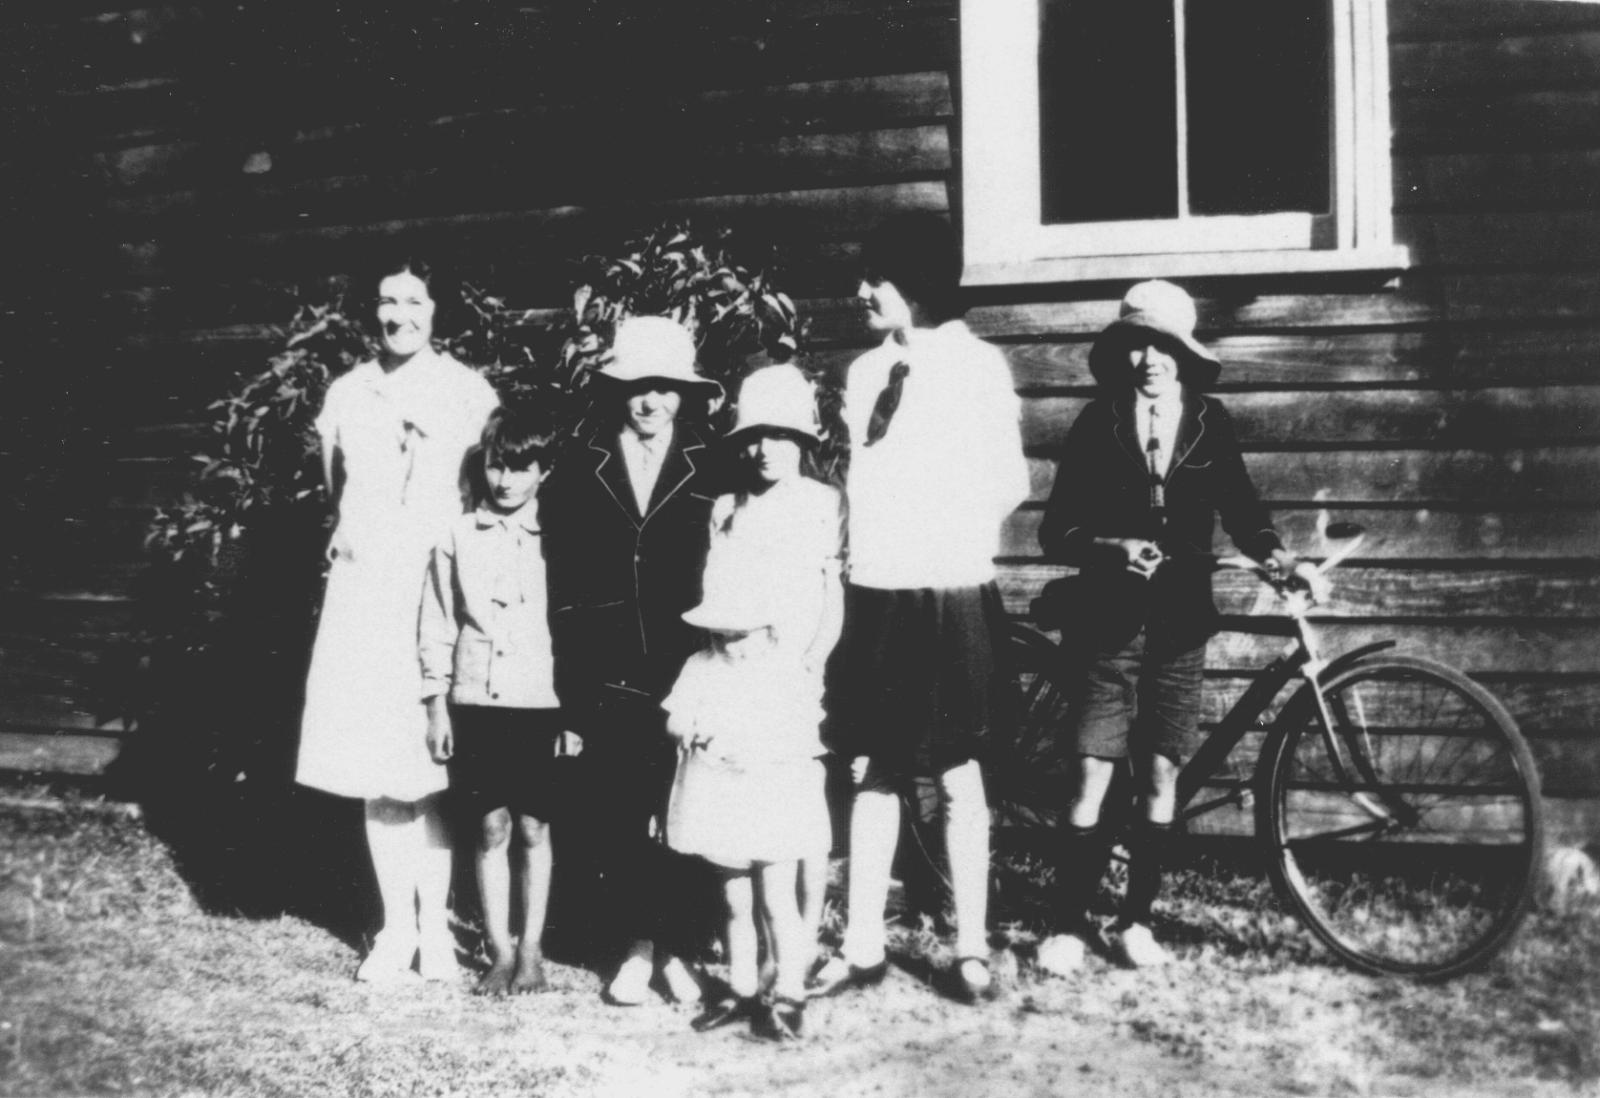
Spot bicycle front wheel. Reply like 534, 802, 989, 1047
1260, 655, 1543, 979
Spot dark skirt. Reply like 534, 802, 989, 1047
824, 583, 1007, 780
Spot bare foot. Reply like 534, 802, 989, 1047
472, 961, 516, 997
509, 951, 548, 995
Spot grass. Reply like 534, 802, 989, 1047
1, 786, 1597, 1097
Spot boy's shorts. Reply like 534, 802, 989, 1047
448, 705, 566, 821
1069, 630, 1205, 763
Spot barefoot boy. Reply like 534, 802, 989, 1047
420, 405, 579, 995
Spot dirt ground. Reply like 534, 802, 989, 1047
2, 799, 1596, 1098
7, 897, 1595, 1098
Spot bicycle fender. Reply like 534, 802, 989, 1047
1258, 641, 1399, 767
1318, 640, 1399, 681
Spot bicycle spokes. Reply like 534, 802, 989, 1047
990, 629, 1075, 833
1263, 657, 1541, 978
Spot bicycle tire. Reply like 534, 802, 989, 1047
987, 625, 1075, 833
1258, 654, 1543, 979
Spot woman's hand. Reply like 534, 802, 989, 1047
555, 730, 584, 758
327, 527, 355, 564
425, 700, 453, 763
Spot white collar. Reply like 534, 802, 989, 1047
1134, 391, 1184, 415
620, 425, 673, 454
473, 503, 541, 533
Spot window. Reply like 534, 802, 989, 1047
960, 0, 1409, 284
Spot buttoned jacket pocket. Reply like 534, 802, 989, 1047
451, 634, 494, 702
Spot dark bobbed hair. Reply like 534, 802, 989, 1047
368, 254, 462, 340
724, 427, 827, 500
480, 403, 564, 472
860, 212, 963, 325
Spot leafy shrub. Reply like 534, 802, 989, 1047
559, 222, 801, 394
142, 219, 814, 627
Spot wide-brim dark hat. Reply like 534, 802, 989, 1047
1088, 280, 1221, 390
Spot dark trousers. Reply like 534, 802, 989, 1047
573, 701, 717, 961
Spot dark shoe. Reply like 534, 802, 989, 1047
751, 996, 805, 1042
691, 996, 756, 1033
804, 955, 888, 999
948, 956, 994, 1005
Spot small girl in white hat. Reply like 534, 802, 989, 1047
662, 364, 844, 1041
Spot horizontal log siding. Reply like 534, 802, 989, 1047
2, 0, 1596, 843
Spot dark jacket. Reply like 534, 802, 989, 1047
543, 425, 719, 726
1038, 393, 1282, 650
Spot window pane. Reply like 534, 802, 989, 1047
1186, 0, 1331, 216
1038, 0, 1178, 224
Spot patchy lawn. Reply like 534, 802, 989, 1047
1, 790, 1595, 1098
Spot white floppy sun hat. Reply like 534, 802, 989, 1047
726, 364, 821, 446
597, 315, 723, 395
1089, 279, 1222, 389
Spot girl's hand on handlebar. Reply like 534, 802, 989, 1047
1267, 549, 1331, 603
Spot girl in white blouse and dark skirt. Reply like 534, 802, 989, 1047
808, 214, 1031, 1005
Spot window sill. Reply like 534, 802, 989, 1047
961, 245, 1412, 288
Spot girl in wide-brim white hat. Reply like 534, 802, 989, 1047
661, 363, 843, 1042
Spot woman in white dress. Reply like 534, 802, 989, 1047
296, 259, 499, 982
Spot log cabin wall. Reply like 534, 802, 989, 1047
1, 0, 1596, 842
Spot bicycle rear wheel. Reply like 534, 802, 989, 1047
1260, 655, 1543, 979
987, 625, 1075, 833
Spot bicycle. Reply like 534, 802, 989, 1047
989, 524, 1545, 980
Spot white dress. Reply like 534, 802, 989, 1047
664, 479, 842, 868
295, 353, 498, 801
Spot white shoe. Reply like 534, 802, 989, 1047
1035, 933, 1087, 977
356, 931, 418, 984
1115, 924, 1171, 968
607, 953, 654, 1005
660, 955, 701, 1004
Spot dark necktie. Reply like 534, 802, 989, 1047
864, 362, 909, 447
1146, 404, 1166, 518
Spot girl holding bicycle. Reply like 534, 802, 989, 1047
1037, 280, 1312, 972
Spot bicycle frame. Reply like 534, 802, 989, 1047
1175, 644, 1303, 820
1173, 531, 1399, 827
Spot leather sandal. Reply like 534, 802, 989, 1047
804, 954, 888, 999
751, 996, 805, 1041
690, 995, 756, 1033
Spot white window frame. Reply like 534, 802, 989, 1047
959, 0, 1410, 285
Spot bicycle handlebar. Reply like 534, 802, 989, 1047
1215, 525, 1365, 606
